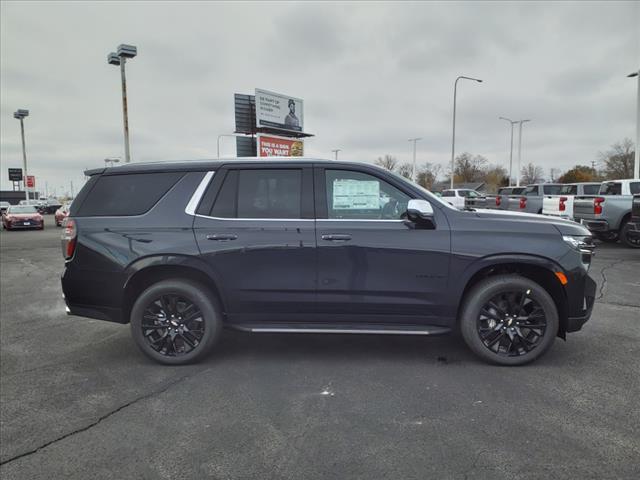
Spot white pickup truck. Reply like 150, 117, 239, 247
441, 189, 482, 209
541, 182, 601, 220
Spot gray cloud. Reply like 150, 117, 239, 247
1, 1, 638, 192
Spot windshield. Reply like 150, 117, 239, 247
8, 206, 38, 214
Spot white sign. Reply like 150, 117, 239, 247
332, 180, 380, 210
255, 88, 304, 133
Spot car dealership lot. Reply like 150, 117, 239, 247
1, 216, 639, 479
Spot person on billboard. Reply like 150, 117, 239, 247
284, 99, 300, 128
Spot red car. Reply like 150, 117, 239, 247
2, 205, 44, 230
55, 204, 70, 227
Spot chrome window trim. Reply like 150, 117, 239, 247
185, 171, 215, 216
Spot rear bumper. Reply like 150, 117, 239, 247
565, 274, 597, 333
578, 218, 610, 232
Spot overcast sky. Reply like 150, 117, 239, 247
1, 1, 638, 194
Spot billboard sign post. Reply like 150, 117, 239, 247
257, 134, 304, 157
255, 89, 304, 133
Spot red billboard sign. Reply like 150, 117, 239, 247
257, 134, 304, 157
26, 175, 35, 188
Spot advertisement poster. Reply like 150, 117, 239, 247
26, 175, 35, 188
332, 179, 380, 210
255, 89, 304, 133
258, 134, 304, 157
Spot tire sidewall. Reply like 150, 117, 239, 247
460, 275, 559, 366
130, 279, 222, 365
620, 221, 640, 248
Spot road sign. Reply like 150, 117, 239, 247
26, 175, 35, 188
8, 168, 23, 181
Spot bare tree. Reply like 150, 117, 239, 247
375, 154, 398, 172
483, 165, 509, 192
599, 138, 635, 180
453, 153, 488, 183
397, 163, 413, 179
416, 163, 443, 190
520, 163, 545, 185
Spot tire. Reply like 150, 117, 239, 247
595, 231, 619, 243
620, 220, 640, 249
459, 275, 559, 366
130, 279, 222, 365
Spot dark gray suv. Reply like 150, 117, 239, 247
61, 159, 597, 366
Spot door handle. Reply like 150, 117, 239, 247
206, 234, 238, 241
321, 234, 352, 242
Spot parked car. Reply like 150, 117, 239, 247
61, 159, 596, 366
542, 182, 601, 220
573, 179, 640, 246
622, 195, 640, 248
489, 187, 525, 210
55, 204, 70, 227
441, 189, 483, 209
2, 205, 44, 230
0, 201, 10, 214
515, 184, 564, 214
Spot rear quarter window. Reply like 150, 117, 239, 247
630, 182, 640, 195
75, 172, 184, 216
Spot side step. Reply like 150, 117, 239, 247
230, 323, 451, 336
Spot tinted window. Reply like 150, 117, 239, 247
630, 182, 640, 195
599, 182, 622, 195
582, 184, 600, 195
237, 169, 301, 219
512, 187, 525, 195
560, 185, 577, 195
76, 172, 184, 216
543, 185, 562, 195
442, 190, 455, 197
523, 186, 537, 196
210, 171, 238, 218
325, 170, 410, 220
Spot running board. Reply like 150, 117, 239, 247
230, 324, 451, 336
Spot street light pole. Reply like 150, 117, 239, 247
516, 119, 531, 187
629, 69, 640, 179
499, 117, 516, 186
13, 109, 29, 202
108, 44, 137, 163
331, 149, 341, 160
408, 137, 422, 181
451, 76, 483, 189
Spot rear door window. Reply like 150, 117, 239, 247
560, 185, 577, 195
442, 190, 454, 197
523, 186, 537, 196
630, 182, 640, 194
543, 185, 563, 195
599, 182, 622, 195
582, 184, 600, 195
75, 172, 184, 216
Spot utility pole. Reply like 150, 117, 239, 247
408, 137, 422, 181
13, 109, 30, 202
516, 119, 531, 187
331, 149, 341, 160
628, 69, 639, 178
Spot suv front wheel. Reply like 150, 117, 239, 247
460, 275, 559, 366
130, 279, 222, 365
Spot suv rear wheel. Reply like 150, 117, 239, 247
130, 279, 222, 365
460, 275, 558, 365
620, 220, 640, 248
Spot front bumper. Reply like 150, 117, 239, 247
565, 273, 597, 333
626, 220, 640, 239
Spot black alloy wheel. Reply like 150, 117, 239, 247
620, 221, 640, 248
477, 290, 547, 357
130, 279, 222, 365
142, 294, 205, 357
460, 275, 558, 365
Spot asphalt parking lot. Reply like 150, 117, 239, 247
1, 215, 639, 479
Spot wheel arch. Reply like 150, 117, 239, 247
456, 255, 569, 339
122, 255, 226, 324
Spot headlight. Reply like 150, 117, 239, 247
563, 235, 595, 270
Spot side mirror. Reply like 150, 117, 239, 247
406, 199, 435, 228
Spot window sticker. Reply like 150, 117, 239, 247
332, 179, 380, 210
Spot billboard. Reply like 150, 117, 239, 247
257, 134, 304, 157
26, 175, 35, 188
255, 89, 303, 133
8, 168, 23, 181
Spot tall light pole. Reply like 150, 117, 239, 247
331, 149, 341, 160
13, 109, 29, 202
498, 117, 516, 186
408, 137, 422, 181
451, 76, 483, 188
629, 69, 640, 179
108, 44, 137, 163
516, 119, 531, 186
104, 158, 120, 167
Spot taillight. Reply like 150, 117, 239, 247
519, 197, 527, 209
495, 196, 501, 207
594, 197, 605, 215
61, 218, 77, 260
559, 196, 567, 212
